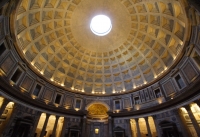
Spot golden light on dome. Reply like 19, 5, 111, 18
14, 0, 188, 95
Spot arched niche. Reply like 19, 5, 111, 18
85, 101, 110, 111
85, 101, 109, 120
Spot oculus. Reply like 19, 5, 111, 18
90, 15, 112, 36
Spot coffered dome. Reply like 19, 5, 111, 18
13, 0, 189, 95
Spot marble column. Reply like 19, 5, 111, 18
0, 98, 10, 116
144, 117, 152, 137
81, 116, 87, 137
184, 105, 200, 136
30, 111, 42, 137
126, 119, 132, 137
108, 117, 113, 137
135, 118, 141, 137
60, 117, 68, 137
173, 109, 191, 137
100, 122, 104, 137
89, 123, 93, 137
40, 114, 50, 137
130, 119, 135, 137
52, 115, 59, 137
152, 115, 161, 137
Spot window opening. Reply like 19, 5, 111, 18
33, 84, 42, 96
175, 75, 185, 89
11, 68, 22, 83
115, 101, 120, 110
0, 43, 6, 56
55, 94, 62, 104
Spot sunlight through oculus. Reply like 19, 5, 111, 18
90, 15, 112, 36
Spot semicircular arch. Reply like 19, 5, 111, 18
85, 101, 110, 111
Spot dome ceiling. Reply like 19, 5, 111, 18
14, 0, 188, 95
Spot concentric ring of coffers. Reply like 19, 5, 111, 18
14, 0, 189, 95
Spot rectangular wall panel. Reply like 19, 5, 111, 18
20, 75, 34, 92
0, 55, 16, 75
43, 88, 53, 101
182, 62, 198, 83
162, 80, 176, 96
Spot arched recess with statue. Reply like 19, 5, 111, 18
83, 101, 110, 137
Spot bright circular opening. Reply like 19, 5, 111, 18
90, 15, 112, 36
